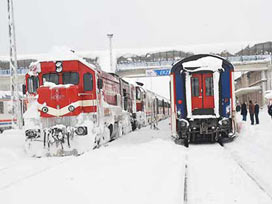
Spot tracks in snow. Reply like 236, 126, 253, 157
183, 154, 188, 204
0, 156, 74, 191
222, 145, 272, 201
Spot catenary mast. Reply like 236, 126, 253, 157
7, 0, 22, 128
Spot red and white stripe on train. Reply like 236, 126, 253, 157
23, 58, 170, 156
170, 54, 237, 147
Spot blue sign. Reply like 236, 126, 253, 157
146, 69, 171, 77
154, 69, 171, 76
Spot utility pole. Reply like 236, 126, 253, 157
7, 0, 22, 129
107, 34, 114, 72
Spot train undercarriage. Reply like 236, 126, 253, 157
175, 118, 236, 147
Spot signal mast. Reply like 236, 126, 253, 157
7, 0, 22, 128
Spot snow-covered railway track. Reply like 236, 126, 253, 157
185, 143, 272, 203
222, 145, 272, 201
183, 154, 188, 204
0, 156, 73, 191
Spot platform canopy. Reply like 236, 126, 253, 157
235, 86, 262, 96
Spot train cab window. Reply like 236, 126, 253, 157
0, 102, 3, 114
191, 77, 199, 97
43, 73, 59, 85
27, 76, 39, 93
83, 73, 93, 91
63, 72, 79, 85
136, 87, 141, 100
205, 77, 214, 96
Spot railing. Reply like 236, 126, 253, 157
116, 55, 272, 71
0, 68, 29, 76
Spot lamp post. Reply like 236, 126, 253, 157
107, 34, 113, 72
7, 0, 22, 129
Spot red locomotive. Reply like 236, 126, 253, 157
23, 56, 170, 156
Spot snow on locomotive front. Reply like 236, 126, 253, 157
170, 54, 237, 147
24, 59, 117, 156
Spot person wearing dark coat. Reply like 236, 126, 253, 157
249, 100, 255, 125
241, 102, 247, 121
268, 104, 272, 119
254, 102, 259, 124
236, 103, 241, 112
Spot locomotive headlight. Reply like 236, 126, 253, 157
68, 105, 75, 112
42, 107, 48, 113
75, 126, 87, 136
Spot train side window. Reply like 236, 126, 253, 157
191, 77, 199, 97
83, 73, 93, 91
205, 77, 214, 96
136, 87, 141, 100
0, 101, 3, 114
43, 73, 59, 85
63, 72, 79, 85
27, 76, 39, 94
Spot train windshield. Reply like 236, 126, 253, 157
42, 73, 59, 85
63, 72, 79, 85
27, 76, 39, 93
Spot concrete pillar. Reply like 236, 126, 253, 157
261, 70, 266, 106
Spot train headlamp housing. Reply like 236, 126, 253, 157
219, 118, 229, 126
42, 107, 49, 113
177, 118, 189, 130
25, 129, 41, 138
68, 105, 75, 112
75, 126, 87, 136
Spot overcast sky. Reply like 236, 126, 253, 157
0, 0, 271, 56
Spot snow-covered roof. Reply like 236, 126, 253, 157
265, 90, 272, 100
182, 56, 224, 72
0, 91, 23, 99
235, 86, 262, 96
171, 54, 233, 74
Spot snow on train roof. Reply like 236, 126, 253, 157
182, 56, 224, 72
171, 54, 233, 74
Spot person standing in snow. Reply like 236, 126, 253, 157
241, 102, 247, 121
249, 100, 255, 125
236, 103, 241, 112
268, 103, 272, 119
254, 102, 259, 124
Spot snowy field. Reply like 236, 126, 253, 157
0, 111, 272, 204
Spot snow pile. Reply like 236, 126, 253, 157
42, 81, 73, 89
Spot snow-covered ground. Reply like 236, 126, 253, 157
0, 111, 272, 204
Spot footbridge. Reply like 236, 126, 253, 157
116, 55, 272, 78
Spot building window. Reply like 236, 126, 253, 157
0, 102, 3, 114
83, 73, 93, 91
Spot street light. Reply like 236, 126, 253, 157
107, 34, 113, 72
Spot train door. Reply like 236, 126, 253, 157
191, 73, 214, 115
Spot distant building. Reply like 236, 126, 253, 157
235, 65, 272, 106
